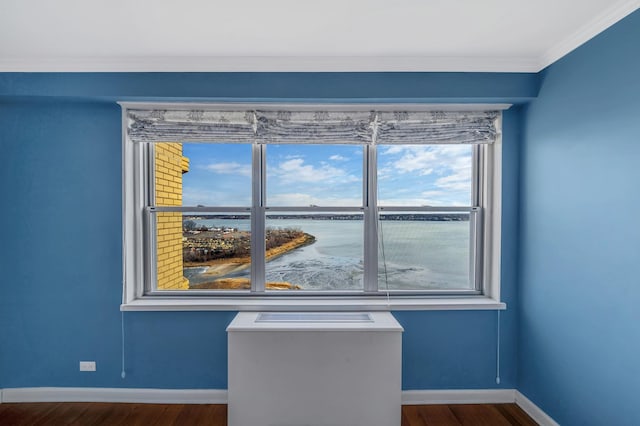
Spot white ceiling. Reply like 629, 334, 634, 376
0, 0, 638, 72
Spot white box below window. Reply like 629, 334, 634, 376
227, 311, 404, 426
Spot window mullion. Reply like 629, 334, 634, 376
363, 145, 378, 293
471, 208, 484, 292
474, 145, 485, 292
472, 144, 480, 207
251, 144, 266, 293
143, 143, 155, 296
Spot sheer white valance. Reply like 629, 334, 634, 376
127, 108, 500, 145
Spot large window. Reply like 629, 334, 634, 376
122, 105, 502, 307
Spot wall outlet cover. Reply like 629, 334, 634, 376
79, 361, 96, 372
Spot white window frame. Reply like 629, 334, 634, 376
120, 103, 507, 311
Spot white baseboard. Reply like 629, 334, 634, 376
0, 385, 559, 425
402, 389, 516, 405
2, 387, 516, 405
1, 388, 228, 404
515, 391, 560, 426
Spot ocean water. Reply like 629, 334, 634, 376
183, 218, 471, 290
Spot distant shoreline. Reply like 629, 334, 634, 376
186, 213, 470, 222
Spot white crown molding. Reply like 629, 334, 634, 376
401, 389, 515, 405
539, 0, 640, 70
515, 391, 560, 426
1, 387, 228, 404
0, 55, 540, 73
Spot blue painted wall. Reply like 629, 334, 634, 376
518, 10, 640, 425
0, 72, 539, 103
0, 73, 525, 390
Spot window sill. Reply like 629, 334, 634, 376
120, 296, 506, 312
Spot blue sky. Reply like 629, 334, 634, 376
181, 143, 471, 207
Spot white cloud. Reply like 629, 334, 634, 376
382, 145, 405, 155
421, 190, 447, 199
329, 154, 348, 161
271, 158, 359, 184
268, 193, 362, 207
384, 146, 470, 180
183, 187, 250, 207
378, 190, 466, 207
434, 169, 470, 191
385, 146, 436, 176
384, 145, 470, 177
377, 197, 436, 207
379, 145, 472, 205
420, 190, 462, 206
377, 165, 394, 180
435, 152, 471, 192
204, 162, 251, 177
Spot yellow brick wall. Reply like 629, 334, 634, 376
155, 143, 190, 290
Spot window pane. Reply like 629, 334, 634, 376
154, 142, 252, 207
377, 144, 473, 207
266, 145, 363, 207
265, 213, 364, 291
153, 211, 251, 291
378, 212, 472, 290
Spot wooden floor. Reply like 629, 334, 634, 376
402, 404, 537, 426
0, 402, 537, 425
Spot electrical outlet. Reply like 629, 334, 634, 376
79, 361, 96, 372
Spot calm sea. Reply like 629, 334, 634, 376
184, 218, 471, 290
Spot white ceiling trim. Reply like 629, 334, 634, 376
538, 0, 640, 70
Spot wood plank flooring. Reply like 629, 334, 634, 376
402, 404, 537, 425
0, 402, 537, 425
